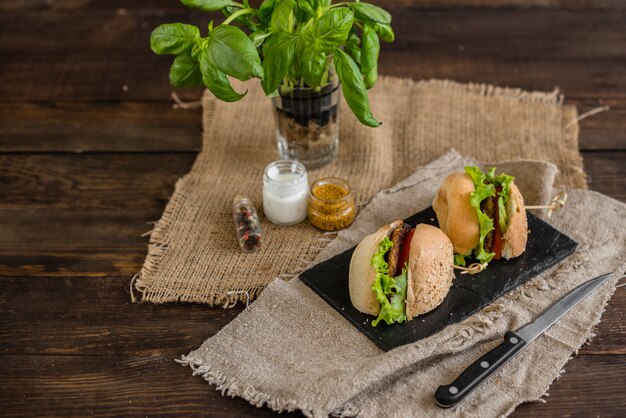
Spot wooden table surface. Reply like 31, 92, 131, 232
1, 1, 624, 416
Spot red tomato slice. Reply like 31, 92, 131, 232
397, 228, 415, 274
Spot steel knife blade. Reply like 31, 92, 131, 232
435, 272, 614, 408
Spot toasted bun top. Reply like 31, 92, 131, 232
405, 224, 455, 319
432, 173, 479, 255
501, 182, 528, 259
349, 220, 403, 316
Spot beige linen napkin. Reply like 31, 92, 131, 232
179, 151, 625, 417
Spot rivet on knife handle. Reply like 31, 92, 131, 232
434, 331, 527, 408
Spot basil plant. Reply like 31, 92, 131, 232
150, 0, 394, 127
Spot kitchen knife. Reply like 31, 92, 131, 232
435, 272, 613, 408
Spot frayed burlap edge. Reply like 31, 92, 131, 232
130, 94, 218, 304
130, 78, 586, 304
175, 356, 318, 418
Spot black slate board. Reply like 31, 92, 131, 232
300, 207, 578, 351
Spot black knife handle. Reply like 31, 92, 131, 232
435, 331, 527, 408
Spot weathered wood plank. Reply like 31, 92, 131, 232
0, 354, 290, 417
0, 276, 622, 357
0, 99, 623, 152
0, 210, 155, 277
0, 276, 242, 357
2, 52, 623, 101
0, 154, 195, 210
573, 99, 626, 151
3, 0, 626, 12
513, 355, 626, 417
0, 152, 622, 277
582, 151, 626, 201
0, 353, 623, 417
1, 9, 625, 101
4, 10, 626, 57
0, 154, 194, 276
0, 102, 202, 153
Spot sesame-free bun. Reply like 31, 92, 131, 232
432, 173, 479, 256
432, 172, 528, 260
348, 222, 455, 320
405, 224, 455, 319
349, 220, 403, 316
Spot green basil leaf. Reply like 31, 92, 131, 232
373, 22, 395, 42
345, 43, 361, 66
169, 54, 203, 87
348, 2, 391, 25
289, 37, 303, 81
180, 0, 238, 11
347, 29, 360, 46
208, 25, 264, 81
301, 42, 327, 87
261, 32, 298, 94
298, 0, 315, 17
150, 23, 200, 55
271, 0, 296, 32
199, 49, 246, 102
249, 30, 271, 48
333, 48, 380, 127
258, 0, 277, 24
222, 5, 258, 31
345, 29, 361, 66
313, 7, 353, 47
361, 23, 379, 89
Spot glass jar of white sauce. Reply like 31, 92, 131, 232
263, 160, 309, 225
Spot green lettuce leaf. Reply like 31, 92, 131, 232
454, 253, 467, 267
369, 236, 408, 326
370, 236, 392, 275
371, 267, 408, 326
486, 168, 514, 233
465, 166, 495, 264
497, 196, 507, 233
464, 166, 516, 264
474, 210, 495, 263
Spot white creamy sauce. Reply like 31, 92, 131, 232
263, 171, 309, 225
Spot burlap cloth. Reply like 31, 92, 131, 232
179, 150, 626, 417
132, 77, 586, 305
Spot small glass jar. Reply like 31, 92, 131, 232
308, 177, 356, 231
263, 160, 309, 225
232, 195, 261, 253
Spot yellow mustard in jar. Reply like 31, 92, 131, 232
308, 178, 356, 231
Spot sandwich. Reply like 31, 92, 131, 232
432, 166, 528, 266
349, 221, 455, 326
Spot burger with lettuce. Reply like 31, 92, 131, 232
432, 166, 528, 267
349, 222, 455, 326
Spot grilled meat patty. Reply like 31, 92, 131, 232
386, 222, 412, 277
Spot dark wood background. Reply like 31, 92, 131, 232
1, 0, 624, 416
